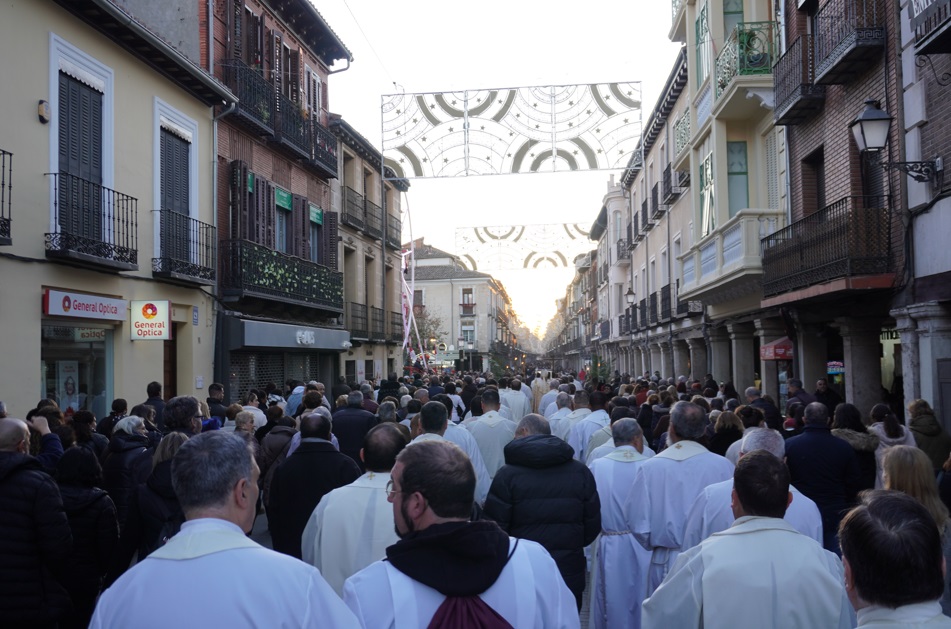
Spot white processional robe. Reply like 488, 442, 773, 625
531, 379, 549, 413
544, 401, 559, 419
91, 518, 358, 628
342, 537, 580, 629
547, 407, 573, 439
301, 471, 397, 596
412, 429, 491, 504
680, 478, 823, 550
538, 390, 558, 416
589, 447, 653, 629
588, 441, 656, 466
464, 411, 517, 479
501, 389, 532, 421
568, 409, 611, 462
554, 408, 591, 442
624, 439, 734, 595
642, 516, 853, 629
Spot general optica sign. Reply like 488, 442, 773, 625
130, 300, 171, 340
44, 289, 127, 321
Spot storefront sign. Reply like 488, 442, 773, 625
275, 187, 292, 210
296, 330, 316, 345
309, 204, 323, 225
130, 300, 171, 340
74, 328, 107, 342
192, 306, 199, 326
827, 360, 845, 375
760, 336, 794, 361
911, 0, 944, 30
44, 289, 126, 321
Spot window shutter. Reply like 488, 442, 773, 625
292, 194, 308, 258
230, 160, 249, 240
247, 12, 262, 66
322, 211, 338, 270
263, 179, 276, 248
289, 50, 300, 103
231, 0, 242, 59
271, 32, 281, 92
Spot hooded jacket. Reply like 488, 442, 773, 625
483, 434, 600, 602
832, 428, 879, 491
102, 431, 152, 528
910, 413, 951, 472
0, 452, 73, 624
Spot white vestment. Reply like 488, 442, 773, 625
544, 401, 559, 418
547, 407, 573, 438
585, 424, 614, 460
588, 441, 656, 466
343, 537, 580, 629
568, 409, 610, 461
624, 439, 734, 594
412, 429, 491, 504
501, 389, 532, 421
589, 447, 652, 629
642, 516, 853, 629
91, 518, 358, 628
531, 378, 549, 412
301, 471, 397, 596
554, 408, 591, 442
464, 411, 517, 479
856, 601, 951, 628
538, 389, 558, 416
681, 478, 823, 550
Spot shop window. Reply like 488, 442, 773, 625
41, 324, 111, 419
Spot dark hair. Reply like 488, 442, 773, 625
871, 403, 904, 440
590, 390, 609, 409
71, 410, 96, 443
839, 490, 945, 608
208, 383, 224, 395
431, 394, 454, 419
481, 388, 500, 407
57, 446, 102, 487
131, 404, 155, 422
165, 396, 200, 434
363, 423, 407, 472
300, 412, 332, 440
469, 396, 483, 417
610, 407, 630, 423
833, 403, 867, 433
147, 381, 162, 397
397, 440, 474, 518
264, 405, 284, 423
302, 391, 322, 410
111, 398, 128, 414
420, 401, 448, 433
733, 450, 790, 518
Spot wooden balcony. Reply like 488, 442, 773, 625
814, 0, 885, 85
774, 35, 826, 126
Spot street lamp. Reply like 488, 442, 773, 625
625, 287, 636, 304
850, 99, 942, 183
467, 341, 473, 372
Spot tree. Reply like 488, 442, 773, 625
404, 308, 446, 364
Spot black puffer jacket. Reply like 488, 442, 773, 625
102, 432, 151, 528
0, 452, 73, 625
58, 484, 118, 628
483, 434, 601, 604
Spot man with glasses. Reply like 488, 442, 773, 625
343, 439, 579, 627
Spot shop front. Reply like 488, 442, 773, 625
760, 336, 794, 411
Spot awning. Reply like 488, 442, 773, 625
760, 336, 794, 361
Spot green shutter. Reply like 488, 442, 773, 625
309, 203, 323, 224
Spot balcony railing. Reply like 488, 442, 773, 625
365, 198, 383, 239
226, 59, 274, 136
389, 311, 403, 343
651, 182, 663, 219
45, 172, 137, 270
342, 187, 365, 230
0, 149, 10, 245
309, 120, 338, 178
641, 199, 652, 233
774, 35, 826, 125
915, 0, 951, 53
619, 312, 630, 336
617, 239, 631, 260
386, 214, 401, 249
814, 0, 885, 84
460, 303, 476, 316
674, 111, 691, 157
348, 302, 369, 339
672, 0, 685, 21
662, 164, 680, 204
275, 91, 310, 160
599, 319, 611, 340
220, 239, 343, 311
152, 210, 215, 284
715, 22, 779, 100
761, 195, 891, 297
638, 298, 647, 329
649, 292, 659, 325
634, 204, 646, 241
370, 306, 385, 340
660, 283, 672, 320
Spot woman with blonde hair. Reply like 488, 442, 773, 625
708, 410, 743, 457
868, 403, 916, 488
883, 444, 951, 616
908, 399, 951, 472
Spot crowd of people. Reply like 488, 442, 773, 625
2, 368, 951, 627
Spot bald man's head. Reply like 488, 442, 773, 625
0, 418, 30, 452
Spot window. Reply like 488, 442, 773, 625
724, 0, 743, 39
308, 203, 323, 262
462, 325, 475, 344
462, 288, 474, 304
159, 128, 190, 262
727, 141, 749, 217
57, 72, 103, 240
699, 150, 716, 237
802, 147, 826, 216
413, 289, 423, 306
305, 66, 321, 118
660, 248, 669, 286
274, 187, 292, 253
696, 3, 710, 86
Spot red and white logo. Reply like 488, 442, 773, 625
141, 303, 158, 320
62, 296, 71, 312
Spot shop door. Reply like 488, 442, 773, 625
163, 330, 177, 400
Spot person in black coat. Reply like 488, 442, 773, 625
331, 391, 380, 470
268, 412, 361, 559
142, 381, 166, 432
745, 387, 784, 432
73, 410, 109, 462
377, 373, 402, 403
0, 417, 74, 626
483, 414, 601, 609
330, 376, 351, 412
102, 416, 152, 530
206, 382, 229, 422
56, 447, 118, 629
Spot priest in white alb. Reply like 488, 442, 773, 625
301, 423, 406, 595
462, 388, 516, 479
568, 390, 612, 462
553, 390, 592, 442
624, 401, 734, 596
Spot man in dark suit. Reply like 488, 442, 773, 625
142, 381, 166, 432
332, 391, 379, 470
330, 376, 351, 412
268, 412, 361, 559
745, 387, 782, 431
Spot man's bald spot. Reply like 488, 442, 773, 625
0, 418, 29, 451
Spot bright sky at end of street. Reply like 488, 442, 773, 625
314, 1, 682, 336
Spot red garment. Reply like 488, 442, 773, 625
428, 596, 514, 629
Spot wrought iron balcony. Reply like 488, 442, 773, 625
389, 310, 403, 343
674, 111, 691, 159
152, 210, 215, 285
370, 306, 385, 340
660, 283, 672, 320
649, 292, 659, 325
599, 319, 611, 341
348, 302, 369, 339
460, 303, 476, 316
274, 92, 310, 160
342, 187, 365, 230
715, 22, 779, 101
915, 0, 951, 53
651, 182, 663, 220
638, 298, 647, 329
220, 239, 343, 312
679, 208, 785, 302
365, 198, 383, 239
814, 0, 885, 85
774, 35, 826, 125
386, 214, 401, 250
45, 172, 138, 270
226, 59, 274, 136
662, 164, 681, 204
617, 239, 631, 261
619, 312, 630, 336
641, 199, 652, 233
308, 120, 338, 179
761, 195, 891, 297
0, 149, 10, 245
634, 203, 647, 241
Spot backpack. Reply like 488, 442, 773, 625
139, 484, 185, 556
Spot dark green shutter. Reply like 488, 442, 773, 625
160, 129, 190, 262
58, 72, 102, 240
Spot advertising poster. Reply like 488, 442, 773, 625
57, 360, 81, 413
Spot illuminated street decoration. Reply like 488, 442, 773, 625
454, 223, 592, 271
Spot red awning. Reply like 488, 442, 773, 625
761, 336, 794, 361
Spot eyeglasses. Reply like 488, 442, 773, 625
385, 479, 401, 498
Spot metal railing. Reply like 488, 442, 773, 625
370, 306, 385, 340
389, 311, 403, 343
617, 239, 631, 260
342, 187, 365, 230
639, 298, 647, 328
309, 120, 338, 177
226, 59, 274, 135
460, 303, 476, 316
660, 283, 672, 320
386, 214, 401, 249
220, 239, 343, 310
773, 34, 825, 123
815, 0, 883, 80
649, 291, 659, 325
662, 164, 678, 203
715, 22, 778, 100
0, 149, 10, 244
619, 313, 630, 336
599, 319, 611, 340
761, 195, 891, 297
651, 182, 661, 219
641, 199, 650, 233
152, 210, 216, 282
365, 198, 383, 239
674, 111, 691, 157
348, 302, 369, 339
276, 91, 309, 159
46, 172, 138, 268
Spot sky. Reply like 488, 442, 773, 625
314, 1, 682, 336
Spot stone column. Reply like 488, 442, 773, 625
727, 322, 757, 389
796, 324, 829, 388
890, 306, 920, 416
659, 340, 673, 379
708, 327, 732, 384
686, 337, 708, 381
672, 339, 691, 380
649, 342, 662, 375
754, 318, 788, 402
908, 302, 951, 419
836, 316, 885, 417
